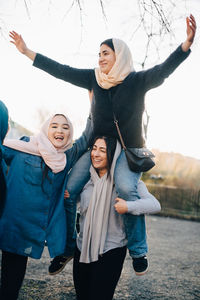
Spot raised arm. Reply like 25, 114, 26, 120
114, 180, 161, 215
9, 30, 93, 90
181, 14, 196, 52
137, 14, 196, 92
9, 31, 36, 61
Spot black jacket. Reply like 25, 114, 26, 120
33, 45, 190, 147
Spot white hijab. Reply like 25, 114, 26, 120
3, 114, 73, 173
80, 140, 121, 263
95, 38, 134, 89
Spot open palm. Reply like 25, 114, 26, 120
9, 31, 28, 54
186, 14, 196, 43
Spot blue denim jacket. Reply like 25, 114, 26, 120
0, 152, 7, 217
0, 118, 92, 259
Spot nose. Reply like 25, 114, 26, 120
57, 126, 64, 133
99, 56, 104, 63
93, 149, 100, 157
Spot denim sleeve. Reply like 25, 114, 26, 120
126, 180, 161, 215
33, 53, 93, 90
137, 44, 191, 92
1, 145, 17, 166
2, 136, 29, 165
66, 117, 93, 170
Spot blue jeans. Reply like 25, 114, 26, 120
114, 150, 147, 258
64, 151, 91, 256
64, 150, 147, 258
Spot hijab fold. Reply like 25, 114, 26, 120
80, 141, 121, 263
3, 114, 73, 173
95, 38, 134, 89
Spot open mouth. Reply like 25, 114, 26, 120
55, 136, 64, 141
93, 159, 102, 164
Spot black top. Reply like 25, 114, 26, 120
33, 45, 190, 148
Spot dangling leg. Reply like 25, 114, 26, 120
114, 150, 148, 275
65, 150, 91, 255
49, 151, 91, 275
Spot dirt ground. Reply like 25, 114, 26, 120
1, 215, 200, 300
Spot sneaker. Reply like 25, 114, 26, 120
132, 256, 148, 276
49, 255, 73, 275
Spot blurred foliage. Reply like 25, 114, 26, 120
142, 149, 200, 190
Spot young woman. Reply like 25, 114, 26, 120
72, 136, 161, 300
0, 113, 92, 300
0, 100, 9, 217
9, 14, 196, 274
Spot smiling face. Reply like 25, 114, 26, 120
98, 44, 116, 74
48, 115, 70, 149
91, 138, 108, 177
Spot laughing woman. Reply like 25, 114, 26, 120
0, 113, 92, 300
72, 136, 161, 300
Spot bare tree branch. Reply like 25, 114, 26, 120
23, 0, 31, 19
151, 0, 171, 32
99, 0, 107, 22
75, 0, 84, 52
62, 0, 76, 22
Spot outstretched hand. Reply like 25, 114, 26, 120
186, 14, 196, 44
182, 14, 196, 52
114, 197, 128, 214
9, 31, 36, 61
9, 31, 28, 54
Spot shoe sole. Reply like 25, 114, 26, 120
134, 266, 148, 276
49, 256, 73, 276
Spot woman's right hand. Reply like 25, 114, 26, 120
9, 31, 36, 61
9, 31, 28, 54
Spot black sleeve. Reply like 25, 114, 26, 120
33, 53, 93, 90
137, 45, 191, 92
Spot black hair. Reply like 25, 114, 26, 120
100, 39, 115, 52
91, 136, 117, 177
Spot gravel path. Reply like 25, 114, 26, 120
1, 215, 200, 299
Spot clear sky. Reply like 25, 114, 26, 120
0, 0, 200, 159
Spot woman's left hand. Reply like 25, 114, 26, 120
114, 198, 128, 214
182, 14, 197, 51
64, 189, 70, 199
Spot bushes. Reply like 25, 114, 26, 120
147, 184, 200, 221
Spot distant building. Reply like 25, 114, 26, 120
6, 119, 33, 139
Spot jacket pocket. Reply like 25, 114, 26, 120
24, 157, 43, 185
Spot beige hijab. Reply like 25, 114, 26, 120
80, 140, 121, 263
3, 114, 73, 173
95, 38, 134, 89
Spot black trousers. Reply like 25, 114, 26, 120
0, 251, 28, 300
73, 246, 127, 300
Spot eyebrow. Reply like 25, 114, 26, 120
50, 122, 69, 126
93, 145, 107, 150
99, 50, 109, 56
